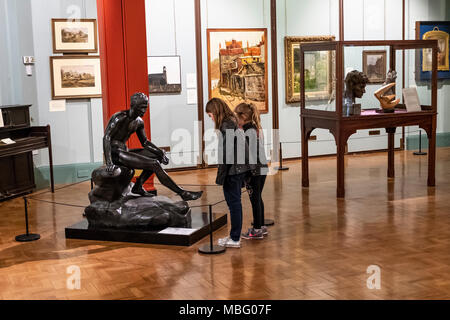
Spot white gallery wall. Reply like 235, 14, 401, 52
30, 0, 104, 167
202, 0, 273, 165
145, 0, 273, 168
0, 0, 39, 123
278, 0, 450, 159
146, 0, 450, 167
1, 0, 449, 180
0, 0, 104, 185
145, 0, 201, 169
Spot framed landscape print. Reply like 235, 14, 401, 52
52, 19, 98, 53
363, 50, 387, 84
207, 28, 268, 113
50, 56, 102, 100
147, 56, 182, 94
284, 36, 335, 104
416, 21, 450, 80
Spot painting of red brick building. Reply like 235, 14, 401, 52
207, 29, 268, 113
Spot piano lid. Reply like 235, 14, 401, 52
0, 104, 32, 109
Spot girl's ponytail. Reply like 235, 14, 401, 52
235, 103, 262, 128
249, 103, 262, 130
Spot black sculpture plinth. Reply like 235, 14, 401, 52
65, 207, 227, 246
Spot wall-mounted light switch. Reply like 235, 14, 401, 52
23, 56, 35, 76
23, 56, 35, 64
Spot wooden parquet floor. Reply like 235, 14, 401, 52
1, 148, 450, 300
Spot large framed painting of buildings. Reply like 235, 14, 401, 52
415, 21, 450, 81
52, 19, 98, 53
147, 56, 182, 94
284, 36, 335, 104
50, 56, 102, 100
207, 28, 268, 113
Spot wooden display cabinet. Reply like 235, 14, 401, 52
299, 40, 438, 198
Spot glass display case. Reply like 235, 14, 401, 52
299, 40, 438, 198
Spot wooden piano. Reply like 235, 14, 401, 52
0, 105, 54, 201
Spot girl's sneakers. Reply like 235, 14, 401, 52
218, 237, 241, 248
261, 226, 268, 236
241, 228, 264, 240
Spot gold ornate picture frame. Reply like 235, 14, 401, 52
284, 36, 335, 104
422, 27, 449, 72
415, 21, 450, 81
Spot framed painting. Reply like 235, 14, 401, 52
284, 36, 335, 104
50, 56, 102, 100
415, 21, 450, 80
147, 56, 182, 94
207, 28, 268, 113
363, 50, 387, 84
52, 19, 98, 53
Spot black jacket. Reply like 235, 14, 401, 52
215, 118, 253, 185
242, 122, 269, 176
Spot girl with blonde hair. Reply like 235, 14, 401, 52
234, 102, 268, 240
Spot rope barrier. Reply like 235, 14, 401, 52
26, 197, 87, 209
25, 126, 421, 209
30, 177, 92, 197
25, 187, 249, 210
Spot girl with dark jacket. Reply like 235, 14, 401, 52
206, 98, 252, 248
234, 102, 268, 240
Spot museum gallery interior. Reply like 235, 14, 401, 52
0, 0, 450, 301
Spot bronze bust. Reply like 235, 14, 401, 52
344, 70, 369, 103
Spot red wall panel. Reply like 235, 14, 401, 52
97, 0, 154, 190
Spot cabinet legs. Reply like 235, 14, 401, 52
301, 122, 310, 188
386, 128, 396, 178
427, 128, 436, 187
336, 137, 345, 198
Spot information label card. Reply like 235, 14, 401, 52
49, 99, 66, 112
0, 138, 16, 145
0, 110, 4, 128
402, 87, 422, 112
187, 89, 197, 105
186, 73, 197, 89
158, 227, 197, 235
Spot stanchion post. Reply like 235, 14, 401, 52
209, 205, 213, 250
15, 197, 40, 242
275, 142, 289, 171
413, 130, 427, 156
198, 205, 226, 254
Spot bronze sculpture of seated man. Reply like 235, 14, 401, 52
103, 92, 202, 201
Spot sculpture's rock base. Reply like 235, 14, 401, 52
86, 166, 191, 230
85, 195, 191, 230
89, 166, 135, 203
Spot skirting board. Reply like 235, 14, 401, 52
406, 132, 450, 150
